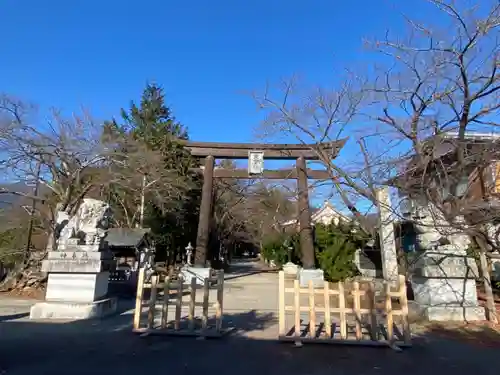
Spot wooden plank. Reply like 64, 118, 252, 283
338, 281, 347, 340
133, 267, 146, 330
134, 327, 235, 338
182, 139, 347, 160
184, 140, 345, 150
398, 275, 411, 345
278, 336, 411, 348
308, 280, 316, 337
284, 306, 405, 315
278, 271, 286, 336
215, 272, 224, 332
174, 277, 183, 330
202, 278, 210, 331
284, 287, 343, 295
324, 281, 331, 338
147, 275, 158, 329
161, 276, 171, 328
368, 282, 378, 341
353, 281, 362, 340
188, 277, 197, 331
385, 282, 394, 345
210, 168, 331, 180
294, 279, 301, 341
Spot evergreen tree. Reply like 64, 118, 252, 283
105, 83, 201, 265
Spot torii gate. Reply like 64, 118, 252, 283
183, 140, 347, 272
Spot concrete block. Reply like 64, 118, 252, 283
421, 305, 485, 321
299, 268, 324, 288
180, 266, 212, 285
30, 297, 117, 320
411, 277, 479, 306
282, 262, 299, 276
45, 272, 110, 303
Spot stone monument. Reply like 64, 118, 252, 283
376, 187, 399, 284
408, 206, 485, 321
30, 198, 117, 320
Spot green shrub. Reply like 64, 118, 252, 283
314, 223, 368, 282
261, 233, 301, 267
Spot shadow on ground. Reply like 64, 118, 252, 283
1, 304, 500, 375
413, 321, 500, 348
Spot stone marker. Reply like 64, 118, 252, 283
376, 187, 399, 284
30, 198, 117, 320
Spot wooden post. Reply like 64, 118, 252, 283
323, 281, 331, 338
202, 278, 209, 331
215, 271, 224, 332
385, 282, 394, 344
278, 271, 286, 336
308, 280, 316, 337
296, 156, 315, 269
161, 276, 171, 328
133, 267, 146, 330
195, 155, 215, 267
368, 282, 378, 341
338, 281, 347, 340
294, 279, 301, 339
353, 281, 362, 340
147, 275, 158, 329
174, 277, 184, 330
189, 278, 197, 330
398, 275, 411, 345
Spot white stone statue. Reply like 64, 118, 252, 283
412, 205, 470, 251
57, 198, 112, 248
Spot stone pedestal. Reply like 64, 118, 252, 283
180, 266, 213, 285
30, 199, 117, 321
410, 246, 485, 321
30, 249, 117, 320
299, 268, 324, 288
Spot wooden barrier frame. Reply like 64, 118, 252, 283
278, 272, 411, 350
133, 268, 228, 338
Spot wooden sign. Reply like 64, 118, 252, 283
248, 151, 264, 175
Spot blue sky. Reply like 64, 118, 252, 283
0, 0, 428, 143
0, 0, 444, 209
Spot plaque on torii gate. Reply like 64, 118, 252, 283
248, 150, 264, 175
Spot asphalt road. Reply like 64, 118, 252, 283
1, 303, 499, 375
1, 259, 499, 375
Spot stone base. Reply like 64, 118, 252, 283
282, 262, 299, 278
411, 303, 485, 321
299, 268, 324, 288
180, 266, 212, 285
30, 297, 117, 320
45, 272, 110, 303
411, 277, 479, 306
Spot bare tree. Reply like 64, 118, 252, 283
254, 0, 499, 322
367, 0, 500, 323
253, 73, 383, 236
104, 136, 194, 228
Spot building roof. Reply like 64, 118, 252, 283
104, 228, 151, 248
281, 200, 349, 227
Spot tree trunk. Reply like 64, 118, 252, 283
478, 248, 498, 323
